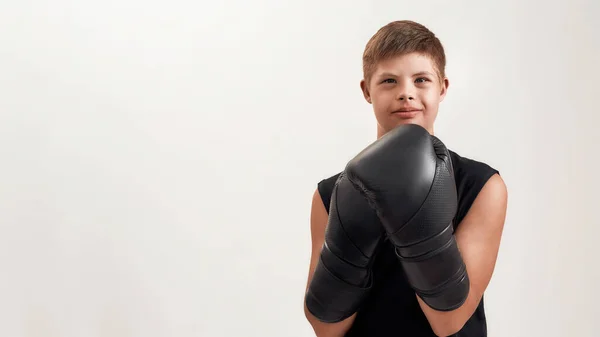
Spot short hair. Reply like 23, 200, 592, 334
362, 20, 446, 84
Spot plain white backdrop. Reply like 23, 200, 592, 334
1, 0, 599, 336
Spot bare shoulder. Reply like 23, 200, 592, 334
306, 188, 328, 284
308, 188, 329, 265
311, 187, 327, 214
311, 188, 328, 233
475, 173, 508, 216
457, 173, 507, 237
484, 173, 507, 197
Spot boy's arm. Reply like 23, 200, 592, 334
418, 173, 508, 336
303, 189, 356, 337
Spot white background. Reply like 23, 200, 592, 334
1, 0, 599, 336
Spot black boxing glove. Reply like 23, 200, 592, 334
345, 124, 469, 311
305, 173, 386, 323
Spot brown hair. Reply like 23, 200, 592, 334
362, 20, 446, 85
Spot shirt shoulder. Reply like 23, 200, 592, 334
449, 150, 500, 225
316, 172, 342, 214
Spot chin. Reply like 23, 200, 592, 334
382, 119, 433, 136
391, 119, 423, 129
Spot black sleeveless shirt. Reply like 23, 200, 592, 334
316, 150, 499, 337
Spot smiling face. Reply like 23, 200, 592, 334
360, 52, 449, 137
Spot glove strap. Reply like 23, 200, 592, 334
395, 236, 470, 311
305, 256, 372, 323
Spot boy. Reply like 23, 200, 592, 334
303, 20, 508, 336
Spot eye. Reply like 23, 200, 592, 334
415, 77, 429, 83
382, 78, 396, 84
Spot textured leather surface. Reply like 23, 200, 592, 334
305, 173, 386, 322
345, 124, 469, 311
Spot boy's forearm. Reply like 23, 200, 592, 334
304, 304, 355, 337
416, 285, 481, 336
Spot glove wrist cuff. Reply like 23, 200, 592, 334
305, 257, 372, 323
394, 237, 470, 311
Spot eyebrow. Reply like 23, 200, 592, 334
413, 71, 435, 77
377, 71, 435, 78
377, 72, 398, 78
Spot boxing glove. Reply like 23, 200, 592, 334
305, 173, 386, 323
345, 124, 469, 311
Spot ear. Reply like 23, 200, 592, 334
360, 79, 372, 104
439, 77, 449, 102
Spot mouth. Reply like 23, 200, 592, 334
392, 108, 421, 118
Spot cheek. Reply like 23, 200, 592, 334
372, 91, 394, 108
373, 101, 392, 117
422, 91, 441, 108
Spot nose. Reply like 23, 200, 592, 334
396, 84, 415, 101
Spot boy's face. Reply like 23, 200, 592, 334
360, 52, 448, 136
